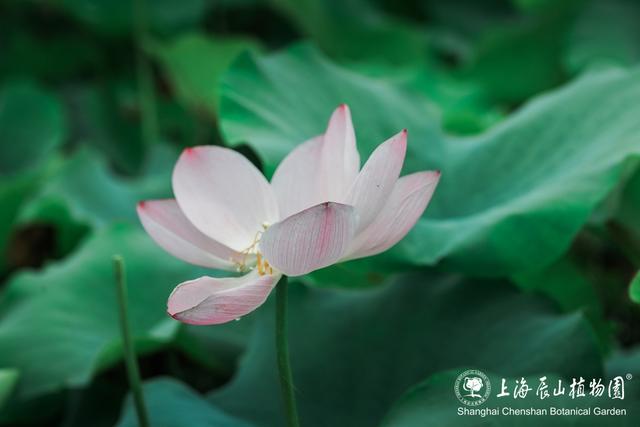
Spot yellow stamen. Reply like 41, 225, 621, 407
232, 223, 273, 276
257, 253, 265, 276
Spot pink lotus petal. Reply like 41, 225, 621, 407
172, 146, 279, 252
271, 105, 361, 217
137, 199, 243, 270
270, 135, 324, 219
167, 270, 280, 325
260, 202, 356, 276
343, 171, 440, 261
319, 105, 360, 202
347, 130, 407, 233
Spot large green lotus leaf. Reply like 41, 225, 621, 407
18, 146, 174, 230
7, 146, 177, 268
220, 45, 443, 176
117, 378, 254, 427
150, 33, 260, 117
381, 370, 639, 427
0, 82, 65, 177
0, 369, 18, 409
219, 45, 640, 276
565, 0, 640, 75
0, 224, 210, 399
210, 273, 601, 427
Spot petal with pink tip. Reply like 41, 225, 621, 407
172, 146, 279, 251
318, 105, 360, 202
137, 199, 243, 270
260, 202, 356, 276
270, 135, 324, 219
343, 171, 440, 261
346, 130, 407, 232
167, 270, 280, 325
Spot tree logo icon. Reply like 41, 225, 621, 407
454, 369, 491, 406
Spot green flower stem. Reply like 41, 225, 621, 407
133, 0, 158, 147
113, 255, 150, 427
276, 275, 300, 427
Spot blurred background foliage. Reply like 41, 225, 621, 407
0, 0, 640, 426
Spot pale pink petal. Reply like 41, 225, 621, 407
318, 105, 360, 202
346, 130, 407, 233
270, 135, 324, 219
343, 171, 440, 261
270, 105, 360, 215
167, 270, 280, 325
137, 199, 243, 270
260, 202, 356, 276
172, 146, 279, 252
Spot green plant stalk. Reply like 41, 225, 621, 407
113, 255, 150, 427
276, 275, 300, 427
133, 0, 158, 147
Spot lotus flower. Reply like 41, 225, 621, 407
137, 105, 440, 325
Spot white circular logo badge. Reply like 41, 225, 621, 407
454, 369, 491, 406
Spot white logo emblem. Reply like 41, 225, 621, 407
455, 369, 491, 406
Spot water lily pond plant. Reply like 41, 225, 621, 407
137, 105, 439, 425
138, 105, 439, 324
